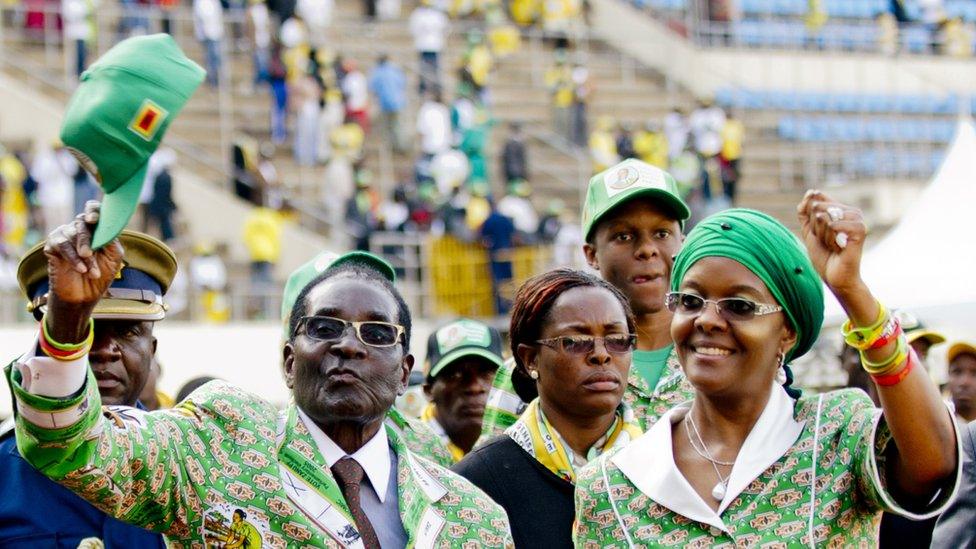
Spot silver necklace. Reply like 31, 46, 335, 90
685, 412, 735, 501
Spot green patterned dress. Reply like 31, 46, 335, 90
574, 388, 962, 548
7, 359, 512, 548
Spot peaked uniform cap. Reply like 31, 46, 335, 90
18, 230, 178, 321
582, 158, 691, 242
60, 33, 205, 249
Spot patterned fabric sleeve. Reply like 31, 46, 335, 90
573, 456, 625, 548
9, 361, 252, 538
843, 389, 963, 520
478, 357, 523, 443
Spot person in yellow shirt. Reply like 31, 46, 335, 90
0, 148, 29, 250
487, 3, 520, 57
545, 53, 574, 141
588, 116, 619, 173
242, 202, 284, 318
633, 120, 668, 169
719, 110, 744, 203
509, 0, 540, 26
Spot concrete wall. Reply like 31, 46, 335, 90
0, 73, 64, 147
171, 167, 333, 277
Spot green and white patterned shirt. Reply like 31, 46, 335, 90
574, 386, 962, 548
7, 346, 512, 548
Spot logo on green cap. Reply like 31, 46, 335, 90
128, 99, 169, 142
606, 165, 640, 190
436, 320, 490, 353
603, 161, 667, 197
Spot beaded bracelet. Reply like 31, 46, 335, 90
872, 348, 916, 387
860, 335, 908, 376
39, 316, 94, 361
867, 317, 901, 350
842, 301, 890, 350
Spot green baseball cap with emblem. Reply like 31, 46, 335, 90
581, 158, 691, 242
60, 33, 205, 249
425, 319, 505, 381
280, 251, 397, 333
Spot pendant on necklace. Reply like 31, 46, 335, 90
711, 482, 726, 501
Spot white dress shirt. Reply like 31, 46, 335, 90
612, 383, 805, 533
296, 408, 407, 548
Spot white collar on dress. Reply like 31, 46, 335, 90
297, 408, 394, 503
612, 383, 805, 533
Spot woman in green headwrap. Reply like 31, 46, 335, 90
573, 191, 961, 547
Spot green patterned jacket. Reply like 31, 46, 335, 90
8, 362, 512, 548
574, 388, 962, 548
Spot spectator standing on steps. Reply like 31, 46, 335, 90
193, 0, 225, 88
369, 54, 407, 154
410, 2, 449, 94
501, 121, 529, 184
719, 109, 743, 204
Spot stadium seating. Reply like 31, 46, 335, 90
716, 88, 962, 115
777, 116, 955, 143
642, 0, 976, 21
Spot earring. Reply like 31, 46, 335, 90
529, 370, 539, 380
775, 351, 787, 385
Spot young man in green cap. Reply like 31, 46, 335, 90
0, 223, 175, 548
421, 319, 504, 462
7, 204, 512, 547
481, 158, 695, 438
280, 249, 455, 468
60, 33, 204, 249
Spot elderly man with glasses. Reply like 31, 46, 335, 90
6, 203, 513, 548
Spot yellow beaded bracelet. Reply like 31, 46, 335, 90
842, 301, 890, 350
860, 335, 909, 376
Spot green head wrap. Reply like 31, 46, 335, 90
671, 209, 824, 398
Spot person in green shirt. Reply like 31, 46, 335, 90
574, 195, 961, 547
480, 158, 696, 439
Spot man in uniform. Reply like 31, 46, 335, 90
421, 319, 503, 461
480, 158, 696, 438
280, 250, 455, 468
7, 205, 512, 547
0, 227, 173, 548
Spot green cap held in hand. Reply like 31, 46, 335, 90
60, 33, 205, 248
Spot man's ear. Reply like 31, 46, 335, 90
283, 343, 296, 389
583, 242, 599, 271
151, 337, 157, 357
516, 343, 538, 376
398, 354, 414, 395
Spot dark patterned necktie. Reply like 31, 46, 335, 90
331, 457, 382, 549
